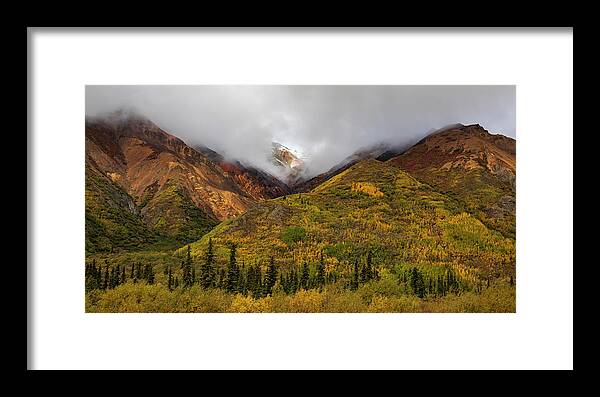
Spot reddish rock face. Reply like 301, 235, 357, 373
194, 145, 291, 201
222, 164, 291, 201
388, 124, 516, 238
389, 124, 515, 177
85, 112, 256, 223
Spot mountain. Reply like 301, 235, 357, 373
271, 142, 307, 185
185, 157, 515, 286
293, 142, 407, 193
85, 110, 256, 252
388, 123, 515, 238
86, 119, 517, 312
182, 124, 516, 285
194, 145, 291, 200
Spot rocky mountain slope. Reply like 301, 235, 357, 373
271, 142, 307, 185
85, 111, 257, 251
388, 124, 516, 238
194, 145, 291, 200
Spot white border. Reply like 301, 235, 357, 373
29, 29, 573, 370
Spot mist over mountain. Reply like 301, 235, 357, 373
85, 85, 515, 179
85, 107, 517, 313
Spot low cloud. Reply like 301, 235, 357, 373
86, 85, 515, 178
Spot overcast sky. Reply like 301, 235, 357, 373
86, 85, 515, 177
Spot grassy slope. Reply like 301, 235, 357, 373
402, 166, 515, 239
388, 127, 516, 239
184, 159, 515, 284
140, 181, 218, 246
85, 167, 161, 253
85, 168, 216, 254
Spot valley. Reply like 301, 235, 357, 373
85, 112, 516, 313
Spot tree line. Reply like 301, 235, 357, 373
396, 266, 464, 298
86, 239, 478, 298
85, 260, 155, 291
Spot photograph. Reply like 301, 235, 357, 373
84, 85, 516, 313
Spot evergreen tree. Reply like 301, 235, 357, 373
180, 261, 185, 285
130, 263, 135, 279
453, 270, 460, 292
186, 245, 193, 286
147, 265, 155, 285
351, 262, 359, 290
102, 266, 109, 290
168, 266, 173, 291
360, 262, 368, 283
200, 238, 215, 289
315, 252, 325, 289
300, 262, 310, 290
362, 250, 373, 282
247, 265, 256, 296
288, 268, 298, 294
410, 267, 425, 298
265, 257, 277, 296
437, 274, 445, 296
181, 245, 194, 288
108, 266, 113, 289
410, 267, 417, 295
95, 262, 102, 289
427, 277, 433, 295
85, 261, 100, 291
445, 269, 457, 293
112, 266, 119, 288
280, 272, 288, 294
250, 264, 263, 298
238, 263, 247, 295
86, 262, 95, 291
218, 268, 226, 289
121, 265, 126, 284
84, 262, 90, 288
225, 243, 239, 293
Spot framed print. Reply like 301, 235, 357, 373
28, 28, 573, 370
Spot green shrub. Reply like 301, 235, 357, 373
281, 226, 306, 246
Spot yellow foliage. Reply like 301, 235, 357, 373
286, 289, 326, 313
367, 295, 421, 313
420, 282, 516, 313
86, 281, 516, 313
228, 294, 273, 313
351, 182, 384, 197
